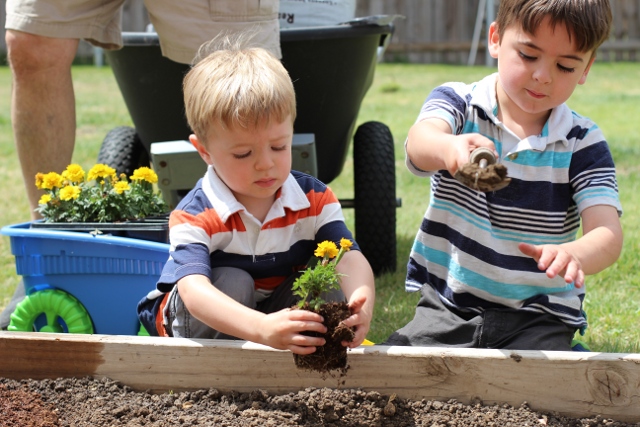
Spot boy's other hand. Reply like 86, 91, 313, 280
257, 308, 327, 355
341, 295, 371, 348
518, 242, 585, 288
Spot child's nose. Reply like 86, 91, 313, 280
255, 150, 274, 170
532, 66, 552, 84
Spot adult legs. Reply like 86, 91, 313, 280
6, 30, 79, 219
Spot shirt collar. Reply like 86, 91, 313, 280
202, 166, 310, 223
469, 73, 572, 150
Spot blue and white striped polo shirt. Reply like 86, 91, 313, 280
405, 73, 622, 330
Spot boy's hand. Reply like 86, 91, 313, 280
406, 119, 496, 174
257, 308, 328, 355
518, 242, 585, 288
445, 134, 497, 176
341, 295, 372, 348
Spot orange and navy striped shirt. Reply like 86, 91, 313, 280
157, 167, 358, 293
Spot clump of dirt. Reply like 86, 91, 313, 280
454, 162, 511, 192
293, 301, 354, 374
1, 376, 637, 426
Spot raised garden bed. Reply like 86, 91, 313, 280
1, 332, 638, 423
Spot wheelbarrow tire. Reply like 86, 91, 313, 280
97, 126, 149, 177
353, 121, 397, 275
8, 289, 94, 334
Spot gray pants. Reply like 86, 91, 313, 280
384, 285, 576, 351
164, 267, 345, 340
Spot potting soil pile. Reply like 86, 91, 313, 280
1, 377, 636, 426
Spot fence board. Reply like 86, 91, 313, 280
2, 0, 640, 64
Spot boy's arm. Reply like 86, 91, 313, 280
518, 205, 623, 287
406, 118, 496, 175
334, 250, 375, 348
177, 274, 330, 354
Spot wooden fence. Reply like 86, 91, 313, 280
2, 0, 640, 64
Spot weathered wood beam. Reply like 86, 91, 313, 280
1, 332, 639, 422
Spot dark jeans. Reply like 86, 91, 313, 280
384, 285, 576, 351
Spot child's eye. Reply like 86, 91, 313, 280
233, 151, 251, 159
518, 51, 536, 61
272, 145, 288, 152
557, 64, 575, 73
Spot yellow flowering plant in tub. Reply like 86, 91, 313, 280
292, 238, 352, 310
35, 163, 168, 223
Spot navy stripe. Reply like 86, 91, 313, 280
422, 219, 541, 273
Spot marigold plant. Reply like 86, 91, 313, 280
35, 164, 168, 223
292, 238, 353, 310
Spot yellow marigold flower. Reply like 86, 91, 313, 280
87, 164, 116, 182
61, 164, 85, 183
40, 172, 64, 190
314, 241, 339, 259
59, 185, 81, 201
130, 167, 158, 184
38, 194, 52, 205
113, 181, 130, 195
35, 173, 44, 189
340, 238, 353, 251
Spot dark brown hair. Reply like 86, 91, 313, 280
495, 0, 612, 52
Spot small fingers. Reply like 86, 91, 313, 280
347, 296, 366, 315
341, 312, 358, 329
293, 319, 327, 335
574, 270, 585, 288
343, 327, 368, 348
538, 247, 560, 273
290, 333, 325, 348
288, 309, 324, 323
288, 343, 319, 355
561, 261, 585, 288
518, 242, 541, 263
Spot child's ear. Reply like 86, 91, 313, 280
189, 134, 213, 165
578, 56, 596, 85
488, 22, 500, 59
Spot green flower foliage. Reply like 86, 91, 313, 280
292, 239, 352, 310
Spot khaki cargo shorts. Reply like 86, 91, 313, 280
5, 0, 281, 63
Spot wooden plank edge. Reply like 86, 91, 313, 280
1, 331, 639, 422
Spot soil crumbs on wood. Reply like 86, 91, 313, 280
1, 377, 637, 426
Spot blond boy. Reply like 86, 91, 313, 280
138, 35, 375, 355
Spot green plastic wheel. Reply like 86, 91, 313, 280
8, 289, 94, 334
137, 322, 150, 336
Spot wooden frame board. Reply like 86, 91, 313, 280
1, 332, 639, 422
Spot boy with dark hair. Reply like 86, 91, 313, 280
385, 0, 622, 351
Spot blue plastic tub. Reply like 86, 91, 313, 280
1, 222, 169, 335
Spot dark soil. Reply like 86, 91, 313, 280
1, 376, 637, 426
293, 301, 354, 374
454, 162, 511, 192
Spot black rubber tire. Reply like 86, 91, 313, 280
353, 121, 397, 275
97, 126, 149, 176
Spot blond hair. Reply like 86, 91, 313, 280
183, 31, 296, 141
495, 0, 612, 53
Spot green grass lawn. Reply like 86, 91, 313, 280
0, 62, 638, 352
